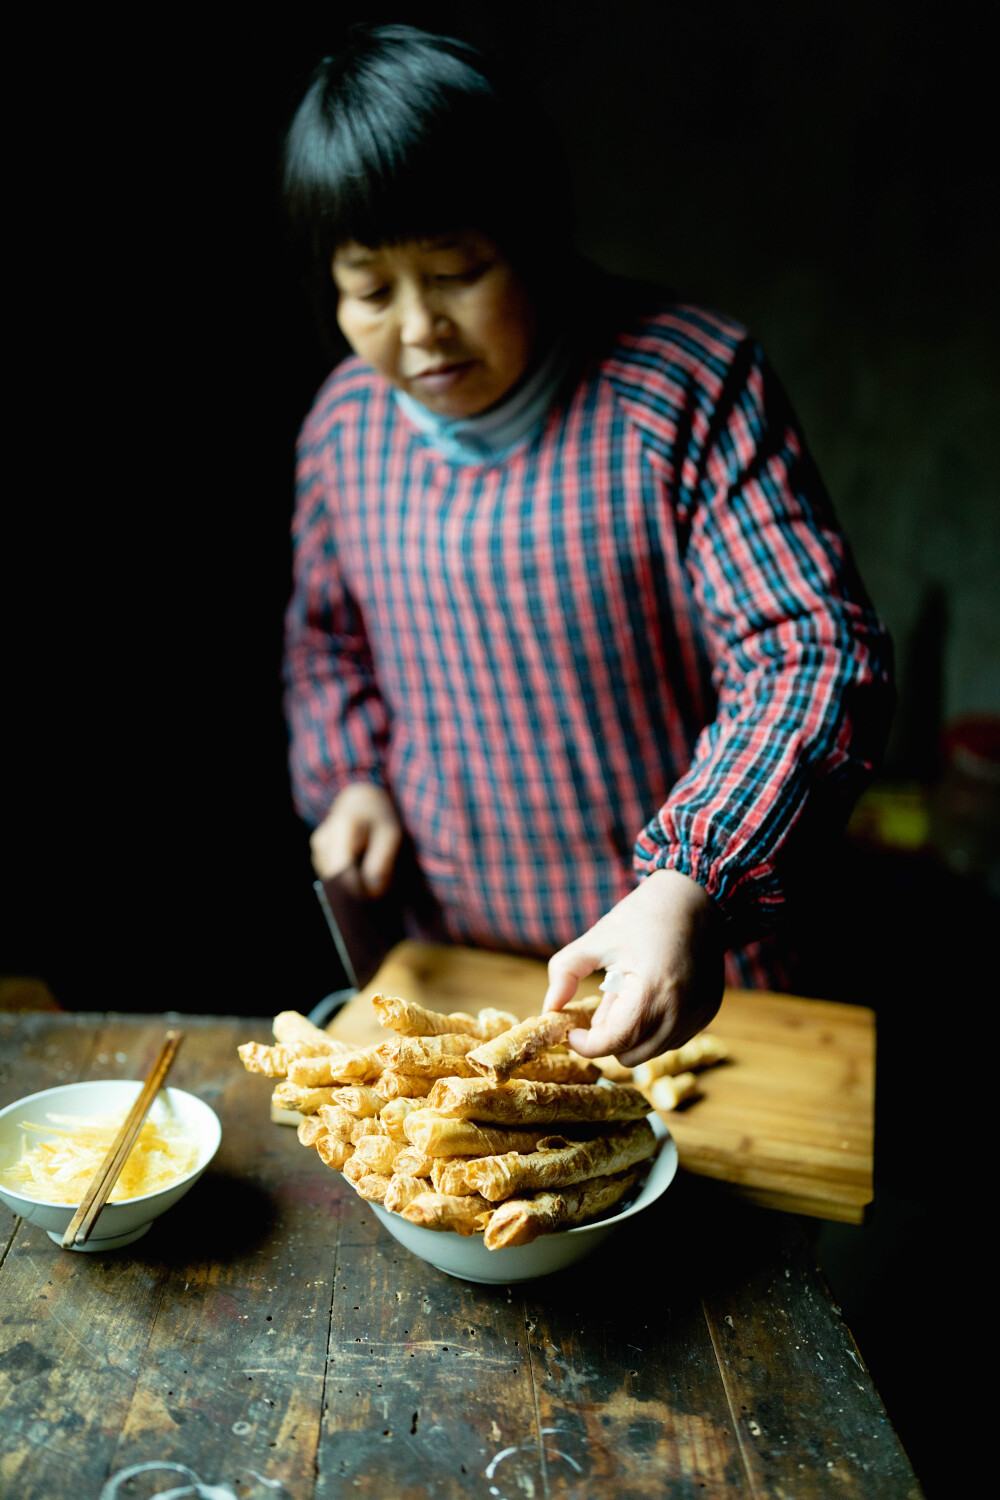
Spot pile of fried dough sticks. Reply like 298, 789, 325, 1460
237, 995, 727, 1250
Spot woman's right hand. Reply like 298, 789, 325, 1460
309, 782, 403, 896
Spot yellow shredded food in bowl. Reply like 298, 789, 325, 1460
1, 1111, 200, 1203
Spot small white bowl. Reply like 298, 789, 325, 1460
366, 1113, 678, 1283
0, 1080, 222, 1252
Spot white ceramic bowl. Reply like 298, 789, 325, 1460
365, 1113, 678, 1283
0, 1080, 222, 1252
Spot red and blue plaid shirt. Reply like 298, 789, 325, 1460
285, 294, 892, 986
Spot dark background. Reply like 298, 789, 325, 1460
3, 7, 996, 1490
6, 1, 995, 1017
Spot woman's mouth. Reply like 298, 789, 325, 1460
407, 361, 475, 394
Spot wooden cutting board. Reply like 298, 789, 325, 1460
327, 940, 874, 1225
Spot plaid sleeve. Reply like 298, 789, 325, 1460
633, 339, 894, 943
282, 412, 390, 827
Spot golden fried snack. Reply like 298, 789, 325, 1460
373, 1071, 435, 1101
560, 995, 600, 1027
343, 1154, 369, 1184
379, 1097, 420, 1140
429, 1137, 570, 1195
351, 1136, 404, 1175
427, 1077, 650, 1126
318, 1104, 363, 1140
483, 1166, 642, 1249
335, 1086, 384, 1117
272, 1081, 344, 1115
391, 1146, 437, 1178
315, 1135, 353, 1170
348, 1117, 390, 1144
375, 1035, 480, 1079
370, 993, 515, 1040
270, 1090, 303, 1126
440, 1119, 657, 1202
467, 1013, 574, 1083
476, 1007, 520, 1036
238, 1041, 320, 1077
287, 1048, 383, 1087
515, 1052, 601, 1085
403, 1109, 574, 1158
353, 1172, 392, 1203
400, 1191, 494, 1236
632, 1034, 728, 1089
648, 1072, 699, 1111
273, 1010, 353, 1052
592, 1055, 634, 1083
296, 1115, 329, 1148
383, 1175, 430, 1215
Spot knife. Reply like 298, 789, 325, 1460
309, 864, 405, 1026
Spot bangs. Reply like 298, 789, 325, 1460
283, 26, 574, 345
294, 80, 509, 254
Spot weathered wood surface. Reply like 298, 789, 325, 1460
0, 1013, 918, 1499
333, 941, 875, 1223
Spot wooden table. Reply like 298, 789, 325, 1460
0, 1013, 922, 1499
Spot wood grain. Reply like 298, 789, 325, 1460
0, 1014, 915, 1500
326, 941, 875, 1223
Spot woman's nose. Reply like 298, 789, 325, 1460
399, 289, 449, 347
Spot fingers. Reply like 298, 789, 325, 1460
360, 816, 402, 896
565, 980, 651, 1059
542, 938, 610, 1012
309, 783, 402, 888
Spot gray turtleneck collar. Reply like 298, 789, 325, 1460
393, 334, 574, 466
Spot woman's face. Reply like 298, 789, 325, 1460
332, 231, 537, 418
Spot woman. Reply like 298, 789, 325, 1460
282, 24, 893, 1063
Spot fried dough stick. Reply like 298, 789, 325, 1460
560, 995, 600, 1027
383, 1175, 430, 1215
371, 994, 516, 1040
353, 1173, 392, 1203
648, 1072, 700, 1111
373, 1072, 435, 1101
400, 1192, 494, 1236
238, 1041, 332, 1078
631, 1034, 728, 1089
334, 1086, 383, 1117
379, 1097, 420, 1140
402, 1109, 574, 1158
374, 1035, 597, 1085
483, 1167, 643, 1249
427, 1078, 650, 1126
391, 1147, 437, 1178
466, 1013, 574, 1083
516, 1053, 600, 1085
287, 1048, 384, 1087
272, 1081, 347, 1115
296, 1115, 329, 1148
273, 1011, 354, 1052
349, 1117, 391, 1144
316, 1104, 360, 1139
315, 1135, 353, 1170
435, 1118, 657, 1201
350, 1136, 404, 1174
376, 1035, 479, 1077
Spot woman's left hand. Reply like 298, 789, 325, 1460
542, 870, 725, 1066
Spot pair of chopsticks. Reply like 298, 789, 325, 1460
61, 1029, 184, 1249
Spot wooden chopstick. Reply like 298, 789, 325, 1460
61, 1029, 185, 1249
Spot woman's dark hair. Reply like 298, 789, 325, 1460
284, 24, 574, 344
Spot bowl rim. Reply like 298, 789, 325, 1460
0, 1079, 222, 1210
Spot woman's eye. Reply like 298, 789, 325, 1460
359, 286, 389, 303
436, 261, 491, 285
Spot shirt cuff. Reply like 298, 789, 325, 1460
632, 828, 784, 949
